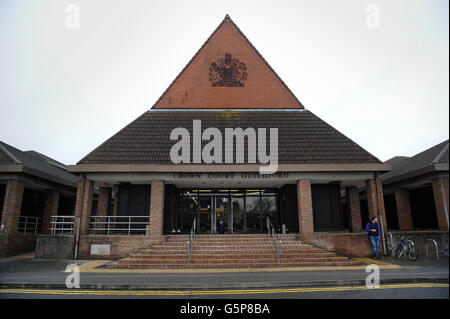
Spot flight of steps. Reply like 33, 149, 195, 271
107, 234, 361, 269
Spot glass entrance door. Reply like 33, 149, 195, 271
198, 196, 212, 233
179, 189, 278, 235
214, 196, 231, 234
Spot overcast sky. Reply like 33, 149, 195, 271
0, 0, 448, 165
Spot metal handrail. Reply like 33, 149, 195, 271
425, 239, 439, 260
187, 217, 196, 265
90, 215, 149, 235
50, 215, 75, 235
18, 216, 41, 234
267, 217, 281, 264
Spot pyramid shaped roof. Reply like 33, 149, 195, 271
152, 15, 303, 109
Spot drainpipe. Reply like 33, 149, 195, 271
374, 173, 387, 256
73, 174, 86, 260
439, 177, 449, 229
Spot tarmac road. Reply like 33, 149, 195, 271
0, 283, 448, 299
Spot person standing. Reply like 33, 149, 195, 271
366, 217, 381, 259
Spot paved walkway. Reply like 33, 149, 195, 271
0, 255, 448, 290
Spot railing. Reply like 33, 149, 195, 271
267, 217, 281, 264
51, 216, 75, 235
18, 216, 41, 234
187, 217, 196, 264
90, 216, 149, 235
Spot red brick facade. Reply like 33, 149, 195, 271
149, 180, 165, 236
346, 186, 362, 232
153, 18, 303, 109
78, 235, 164, 259
395, 188, 414, 231
298, 232, 374, 257
297, 180, 314, 233
432, 177, 449, 231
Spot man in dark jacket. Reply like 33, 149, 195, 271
366, 217, 381, 259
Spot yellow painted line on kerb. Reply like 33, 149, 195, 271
0, 283, 447, 296
71, 258, 400, 274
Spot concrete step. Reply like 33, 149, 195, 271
108, 260, 361, 269
108, 234, 360, 269
135, 249, 332, 256
128, 252, 338, 260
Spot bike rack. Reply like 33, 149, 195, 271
425, 239, 439, 260
388, 233, 395, 257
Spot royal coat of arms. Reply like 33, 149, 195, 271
209, 53, 248, 87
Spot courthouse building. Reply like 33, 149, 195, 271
65, 15, 397, 263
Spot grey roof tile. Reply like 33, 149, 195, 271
78, 110, 382, 165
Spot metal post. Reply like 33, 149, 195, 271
375, 174, 388, 256
440, 178, 449, 229
425, 239, 439, 260
74, 217, 81, 260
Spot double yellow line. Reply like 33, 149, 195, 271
0, 283, 447, 296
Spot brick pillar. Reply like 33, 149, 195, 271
41, 190, 60, 234
394, 188, 413, 231
74, 177, 94, 235
366, 179, 378, 220
346, 186, 362, 232
112, 186, 118, 217
366, 178, 387, 232
375, 176, 388, 233
0, 179, 24, 236
96, 187, 110, 234
97, 187, 110, 217
297, 180, 314, 234
149, 180, 165, 236
366, 177, 388, 255
74, 177, 85, 219
431, 177, 449, 231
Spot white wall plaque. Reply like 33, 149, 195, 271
90, 244, 111, 256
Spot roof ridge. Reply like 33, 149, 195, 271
432, 142, 449, 164
25, 150, 68, 170
0, 142, 22, 164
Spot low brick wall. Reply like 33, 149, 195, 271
77, 235, 165, 259
0, 234, 37, 257
387, 231, 449, 258
298, 230, 449, 258
297, 232, 375, 257
36, 235, 75, 259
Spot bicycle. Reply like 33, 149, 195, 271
442, 246, 449, 257
395, 235, 419, 261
